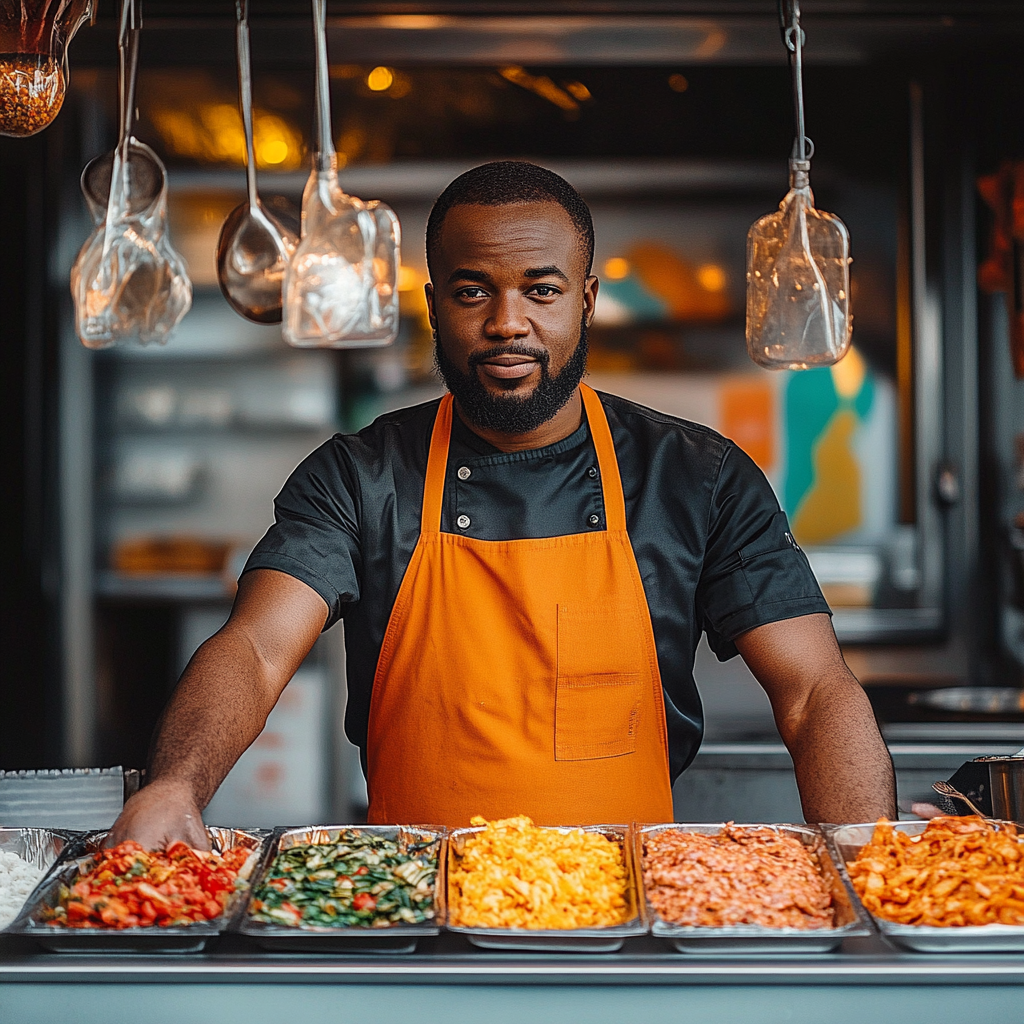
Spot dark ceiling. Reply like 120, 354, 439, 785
84, 0, 1024, 21
67, 0, 1024, 69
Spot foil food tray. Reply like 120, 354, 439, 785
8, 826, 266, 953
445, 823, 645, 952
637, 823, 872, 955
0, 828, 76, 933
237, 825, 444, 954
827, 820, 1024, 953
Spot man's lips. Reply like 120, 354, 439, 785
475, 356, 540, 381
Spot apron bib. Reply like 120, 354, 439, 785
365, 384, 674, 826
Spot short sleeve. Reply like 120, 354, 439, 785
241, 438, 361, 629
696, 443, 830, 661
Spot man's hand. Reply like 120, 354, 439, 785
107, 779, 210, 851
735, 612, 896, 824
105, 569, 328, 850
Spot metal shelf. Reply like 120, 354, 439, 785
95, 572, 234, 602
833, 607, 943, 644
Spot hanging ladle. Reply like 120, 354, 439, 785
216, 0, 298, 325
79, 0, 162, 219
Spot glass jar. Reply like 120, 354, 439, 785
0, 0, 93, 137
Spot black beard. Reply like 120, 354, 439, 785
434, 320, 589, 435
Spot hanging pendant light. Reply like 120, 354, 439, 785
746, 0, 852, 370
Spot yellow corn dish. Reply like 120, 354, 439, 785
448, 816, 629, 930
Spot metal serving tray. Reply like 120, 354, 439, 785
8, 826, 265, 953
827, 820, 1024, 953
445, 823, 645, 952
637, 823, 872, 955
237, 825, 444, 954
0, 828, 76, 933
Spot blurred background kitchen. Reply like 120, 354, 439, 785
4, 1, 1024, 825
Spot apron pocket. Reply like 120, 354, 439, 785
555, 673, 641, 760
555, 603, 644, 760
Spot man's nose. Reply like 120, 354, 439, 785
484, 291, 530, 339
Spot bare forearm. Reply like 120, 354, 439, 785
736, 615, 896, 825
108, 570, 328, 850
780, 670, 896, 824
147, 627, 282, 809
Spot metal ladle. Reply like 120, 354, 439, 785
216, 0, 297, 325
79, 0, 162, 219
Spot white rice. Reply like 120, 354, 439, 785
0, 849, 46, 929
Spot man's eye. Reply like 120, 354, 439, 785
530, 285, 560, 297
456, 286, 488, 299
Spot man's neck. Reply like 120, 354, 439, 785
453, 388, 583, 453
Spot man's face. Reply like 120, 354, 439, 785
426, 201, 598, 435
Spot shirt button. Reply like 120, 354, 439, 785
457, 514, 471, 530
587, 467, 598, 479
457, 466, 472, 481
588, 514, 600, 527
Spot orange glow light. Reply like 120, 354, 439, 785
697, 263, 727, 292
367, 66, 395, 91
603, 257, 630, 280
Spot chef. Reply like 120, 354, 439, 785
112, 161, 896, 847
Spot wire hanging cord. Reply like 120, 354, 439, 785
777, 0, 814, 177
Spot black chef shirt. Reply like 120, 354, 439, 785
243, 389, 830, 781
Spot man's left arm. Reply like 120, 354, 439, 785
734, 612, 896, 824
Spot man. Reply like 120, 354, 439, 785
112, 162, 895, 848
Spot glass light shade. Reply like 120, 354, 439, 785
71, 141, 192, 349
746, 163, 852, 369
0, 0, 92, 137
282, 155, 400, 348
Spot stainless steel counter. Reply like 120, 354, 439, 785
2, 933, 1023, 1023
676, 741, 1024, 822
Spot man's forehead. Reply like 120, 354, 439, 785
434, 201, 585, 272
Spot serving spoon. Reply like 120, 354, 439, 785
216, 0, 297, 324
79, 0, 162, 219
931, 780, 987, 817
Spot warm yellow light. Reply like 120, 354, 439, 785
367, 66, 394, 91
830, 345, 865, 398
697, 263, 727, 292
150, 103, 303, 170
398, 265, 423, 292
564, 80, 591, 102
256, 138, 288, 165
668, 73, 689, 93
604, 257, 630, 280
498, 65, 579, 113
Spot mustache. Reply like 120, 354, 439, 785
467, 344, 551, 371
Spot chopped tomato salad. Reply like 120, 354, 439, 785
43, 840, 250, 929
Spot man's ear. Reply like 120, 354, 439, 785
424, 282, 437, 332
583, 275, 600, 327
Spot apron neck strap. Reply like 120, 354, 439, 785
422, 394, 454, 535
579, 383, 627, 532
421, 386, 627, 535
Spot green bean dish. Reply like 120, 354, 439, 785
249, 831, 438, 929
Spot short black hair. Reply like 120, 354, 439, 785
425, 161, 595, 277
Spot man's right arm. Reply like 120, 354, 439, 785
107, 568, 329, 850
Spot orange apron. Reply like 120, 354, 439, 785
365, 384, 674, 826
